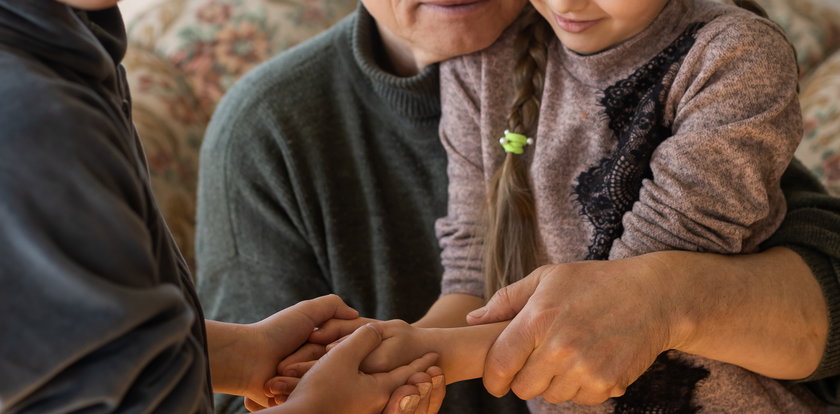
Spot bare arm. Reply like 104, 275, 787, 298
360, 320, 509, 385
413, 293, 486, 328
467, 247, 829, 404
665, 247, 826, 380
423, 322, 510, 383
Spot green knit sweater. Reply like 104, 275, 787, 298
195, 6, 528, 414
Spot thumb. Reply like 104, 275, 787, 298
321, 323, 384, 366
288, 294, 359, 331
467, 269, 543, 324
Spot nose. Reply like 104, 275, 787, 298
545, 0, 588, 13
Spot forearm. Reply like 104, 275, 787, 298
661, 247, 827, 379
422, 321, 509, 384
413, 293, 485, 328
205, 319, 250, 395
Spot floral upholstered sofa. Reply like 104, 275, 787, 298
121, 0, 840, 273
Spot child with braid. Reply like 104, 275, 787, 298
269, 0, 819, 411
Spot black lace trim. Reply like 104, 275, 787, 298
574, 23, 705, 261
571, 22, 711, 413
613, 352, 710, 414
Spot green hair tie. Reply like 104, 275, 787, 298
499, 130, 534, 155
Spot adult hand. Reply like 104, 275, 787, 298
466, 257, 680, 405
206, 294, 360, 408
278, 323, 441, 413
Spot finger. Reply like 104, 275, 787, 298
243, 397, 265, 413
426, 367, 446, 414
571, 383, 612, 406
508, 344, 568, 400
309, 317, 375, 344
482, 316, 536, 397
325, 333, 351, 352
281, 360, 317, 378
540, 375, 579, 405
292, 294, 360, 328
382, 385, 421, 414
265, 376, 300, 397
322, 323, 384, 366
404, 372, 433, 414
377, 352, 439, 391
277, 342, 326, 373
467, 268, 544, 325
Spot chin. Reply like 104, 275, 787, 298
433, 36, 500, 61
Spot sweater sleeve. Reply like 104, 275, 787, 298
609, 20, 802, 259
761, 160, 840, 401
435, 56, 488, 298
0, 83, 207, 413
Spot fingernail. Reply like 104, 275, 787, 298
417, 382, 432, 397
432, 375, 444, 388
269, 382, 285, 395
400, 395, 420, 412
467, 307, 486, 319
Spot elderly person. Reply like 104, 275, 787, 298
197, 0, 839, 412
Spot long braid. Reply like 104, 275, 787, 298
484, 6, 553, 298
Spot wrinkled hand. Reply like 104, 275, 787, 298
467, 259, 679, 405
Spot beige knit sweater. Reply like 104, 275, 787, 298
436, 0, 819, 411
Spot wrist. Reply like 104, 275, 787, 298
636, 252, 697, 353
205, 320, 249, 394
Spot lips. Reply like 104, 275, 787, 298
554, 15, 602, 33
420, 0, 486, 15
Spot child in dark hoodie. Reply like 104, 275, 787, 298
0, 1, 443, 413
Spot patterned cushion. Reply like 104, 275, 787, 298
756, 0, 840, 78
123, 0, 357, 270
795, 48, 840, 195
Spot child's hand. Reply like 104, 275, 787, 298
276, 342, 327, 378
383, 365, 447, 414
261, 365, 447, 413
309, 316, 380, 345
358, 320, 431, 374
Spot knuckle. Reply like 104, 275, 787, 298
484, 353, 515, 378
510, 381, 539, 401
611, 384, 627, 398
574, 391, 610, 406
541, 385, 574, 404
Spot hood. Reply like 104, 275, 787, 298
0, 0, 126, 83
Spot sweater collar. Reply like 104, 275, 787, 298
555, 0, 694, 87
351, 4, 441, 122
0, 1, 126, 84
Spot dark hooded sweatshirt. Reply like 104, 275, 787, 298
0, 2, 212, 412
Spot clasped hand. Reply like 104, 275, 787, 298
466, 258, 683, 405
263, 318, 446, 413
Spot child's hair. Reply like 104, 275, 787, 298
482, 0, 769, 298
483, 6, 553, 298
